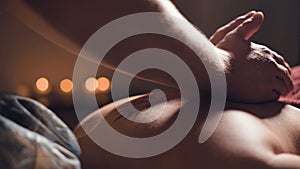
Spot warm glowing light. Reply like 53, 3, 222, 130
85, 77, 98, 92
60, 79, 73, 93
16, 85, 30, 97
36, 77, 49, 93
97, 77, 110, 92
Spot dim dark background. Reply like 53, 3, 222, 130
0, 0, 299, 129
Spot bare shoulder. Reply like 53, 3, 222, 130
202, 103, 299, 169
208, 109, 282, 154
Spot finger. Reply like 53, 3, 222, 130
210, 11, 256, 45
230, 12, 264, 40
273, 76, 289, 96
276, 64, 294, 92
273, 54, 285, 66
273, 53, 292, 74
285, 62, 292, 75
271, 89, 281, 100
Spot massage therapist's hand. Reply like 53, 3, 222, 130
210, 11, 293, 102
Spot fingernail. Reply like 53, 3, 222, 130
251, 14, 262, 22
254, 12, 264, 20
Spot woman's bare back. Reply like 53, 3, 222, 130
75, 93, 300, 169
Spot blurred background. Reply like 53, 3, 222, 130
0, 0, 299, 129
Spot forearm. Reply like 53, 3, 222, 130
2, 0, 225, 92
267, 154, 300, 169
131, 0, 227, 91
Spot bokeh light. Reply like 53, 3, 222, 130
97, 77, 110, 92
85, 77, 98, 92
36, 77, 49, 93
16, 85, 30, 97
60, 79, 73, 93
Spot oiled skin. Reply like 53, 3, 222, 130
75, 92, 300, 169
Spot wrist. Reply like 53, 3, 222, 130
215, 47, 232, 75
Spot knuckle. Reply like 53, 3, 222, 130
251, 43, 266, 50
271, 50, 280, 56
237, 15, 247, 20
278, 64, 288, 74
285, 62, 292, 70
274, 55, 286, 65
283, 67, 289, 75
235, 16, 247, 22
262, 48, 272, 55
267, 59, 278, 69
209, 35, 216, 41
277, 55, 285, 62
217, 27, 226, 33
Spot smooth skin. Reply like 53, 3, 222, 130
75, 92, 300, 169
0, 0, 297, 168
5, 0, 296, 168
73, 1, 298, 169
1, 0, 293, 102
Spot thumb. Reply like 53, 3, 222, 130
231, 12, 264, 40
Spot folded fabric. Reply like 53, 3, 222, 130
279, 66, 300, 107
0, 94, 81, 169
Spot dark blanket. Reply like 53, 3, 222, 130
0, 94, 81, 169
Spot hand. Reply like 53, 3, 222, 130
210, 11, 293, 102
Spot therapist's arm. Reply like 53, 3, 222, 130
141, 1, 293, 102
1, 0, 293, 102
